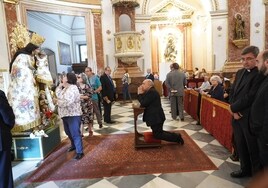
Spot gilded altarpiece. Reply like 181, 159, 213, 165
150, 24, 192, 74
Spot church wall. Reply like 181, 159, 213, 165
217, 0, 227, 10
28, 16, 72, 74
101, 0, 116, 73
0, 1, 9, 71
191, 10, 211, 72
136, 15, 152, 76
250, 1, 265, 50
211, 12, 228, 71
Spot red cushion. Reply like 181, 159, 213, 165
143, 132, 161, 143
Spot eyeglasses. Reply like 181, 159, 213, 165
240, 57, 255, 62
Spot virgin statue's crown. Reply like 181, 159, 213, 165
30, 32, 45, 47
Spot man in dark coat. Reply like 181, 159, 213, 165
145, 68, 154, 82
229, 46, 264, 178
137, 79, 184, 144
250, 49, 268, 169
0, 90, 15, 188
100, 67, 116, 124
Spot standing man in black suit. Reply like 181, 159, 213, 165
0, 90, 15, 188
250, 49, 268, 169
137, 79, 184, 144
100, 67, 116, 124
145, 68, 154, 82
229, 46, 264, 178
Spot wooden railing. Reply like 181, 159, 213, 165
184, 90, 232, 152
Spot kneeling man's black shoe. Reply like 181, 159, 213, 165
230, 170, 251, 178
177, 134, 184, 145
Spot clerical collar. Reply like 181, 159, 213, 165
246, 67, 257, 72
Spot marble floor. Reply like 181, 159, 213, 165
13, 98, 252, 188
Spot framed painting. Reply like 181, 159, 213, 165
58, 41, 72, 65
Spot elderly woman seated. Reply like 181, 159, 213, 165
202, 75, 224, 101
195, 75, 211, 92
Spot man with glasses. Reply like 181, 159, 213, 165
84, 67, 103, 128
229, 46, 264, 178
100, 67, 116, 124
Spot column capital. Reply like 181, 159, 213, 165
264, 0, 268, 5
91, 9, 102, 14
3, 0, 19, 4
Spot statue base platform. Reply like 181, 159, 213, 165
232, 39, 248, 49
12, 126, 61, 160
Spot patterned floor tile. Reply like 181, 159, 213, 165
159, 172, 209, 188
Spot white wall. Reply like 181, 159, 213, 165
28, 15, 72, 74
101, 0, 116, 73
211, 12, 228, 71
136, 15, 151, 76
250, 1, 266, 50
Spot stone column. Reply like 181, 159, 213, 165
4, 0, 18, 58
92, 9, 104, 69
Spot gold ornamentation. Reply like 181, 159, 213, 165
30, 33, 45, 47
116, 37, 122, 50
10, 23, 30, 53
127, 36, 134, 49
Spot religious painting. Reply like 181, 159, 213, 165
58, 41, 72, 65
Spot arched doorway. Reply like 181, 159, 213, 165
43, 48, 57, 82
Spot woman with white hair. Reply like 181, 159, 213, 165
202, 75, 224, 101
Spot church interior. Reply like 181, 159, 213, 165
1, 0, 268, 187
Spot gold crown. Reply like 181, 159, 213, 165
30, 32, 45, 47
10, 23, 30, 53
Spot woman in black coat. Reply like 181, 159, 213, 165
0, 90, 15, 188
202, 75, 224, 101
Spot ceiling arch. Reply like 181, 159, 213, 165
141, 0, 225, 15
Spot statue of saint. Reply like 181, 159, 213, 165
235, 13, 245, 39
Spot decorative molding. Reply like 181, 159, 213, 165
211, 0, 219, 11
91, 9, 102, 14
57, 0, 101, 5
149, 0, 195, 15
3, 0, 19, 4
210, 10, 228, 18
264, 0, 268, 5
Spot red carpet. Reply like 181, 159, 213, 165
26, 130, 217, 182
